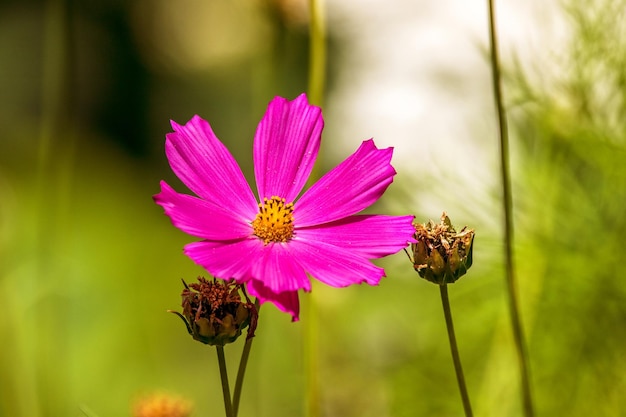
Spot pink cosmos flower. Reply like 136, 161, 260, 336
154, 94, 415, 320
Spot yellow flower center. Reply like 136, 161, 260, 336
251, 196, 295, 244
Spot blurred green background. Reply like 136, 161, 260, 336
1, 0, 625, 416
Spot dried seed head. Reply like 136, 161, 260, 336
409, 213, 475, 285
169, 277, 258, 346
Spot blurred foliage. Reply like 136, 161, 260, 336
1, 0, 626, 416
508, 0, 626, 415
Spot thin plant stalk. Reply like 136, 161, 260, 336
486, 1, 535, 416
439, 284, 473, 417
232, 300, 261, 417
307, 0, 326, 107
231, 338, 253, 417
216, 346, 234, 417
304, 294, 320, 417
29, 0, 76, 415
305, 1, 326, 417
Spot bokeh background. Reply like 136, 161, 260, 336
1, 0, 625, 416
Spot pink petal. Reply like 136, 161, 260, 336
184, 238, 263, 281
249, 243, 311, 293
295, 214, 416, 258
295, 139, 396, 227
165, 115, 258, 220
253, 94, 323, 202
247, 279, 301, 321
184, 238, 310, 294
288, 238, 386, 287
186, 239, 307, 320
154, 181, 252, 240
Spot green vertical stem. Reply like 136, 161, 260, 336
28, 0, 75, 415
486, 1, 535, 416
308, 0, 326, 107
232, 339, 253, 417
305, 1, 326, 417
439, 284, 473, 417
304, 294, 320, 417
216, 346, 234, 417
232, 300, 261, 417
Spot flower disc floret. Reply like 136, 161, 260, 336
252, 196, 295, 244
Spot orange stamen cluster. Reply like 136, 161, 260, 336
251, 196, 295, 244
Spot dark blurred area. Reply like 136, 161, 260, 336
0, 0, 310, 162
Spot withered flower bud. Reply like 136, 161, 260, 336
409, 213, 474, 285
169, 277, 258, 346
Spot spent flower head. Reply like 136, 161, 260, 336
408, 213, 475, 285
154, 93, 415, 320
169, 277, 257, 346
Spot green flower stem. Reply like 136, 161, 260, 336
486, 1, 535, 416
305, 1, 326, 416
304, 294, 320, 417
232, 300, 261, 417
231, 339, 252, 417
31, 0, 76, 416
439, 284, 473, 417
216, 346, 234, 417
307, 0, 326, 107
